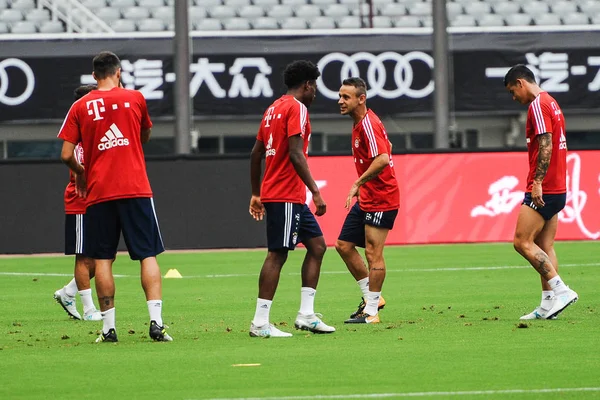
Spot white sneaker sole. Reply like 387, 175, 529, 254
546, 294, 578, 320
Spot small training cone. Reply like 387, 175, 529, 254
164, 269, 183, 278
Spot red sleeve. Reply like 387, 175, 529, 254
286, 101, 307, 138
137, 91, 152, 130
530, 96, 553, 136
361, 114, 388, 159
57, 101, 81, 145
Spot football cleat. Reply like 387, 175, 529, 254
54, 289, 81, 320
95, 328, 118, 343
520, 306, 557, 320
249, 322, 292, 338
545, 288, 578, 320
349, 295, 386, 319
344, 312, 380, 324
83, 309, 102, 321
294, 313, 336, 334
149, 320, 173, 342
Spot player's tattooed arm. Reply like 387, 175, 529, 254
534, 133, 552, 183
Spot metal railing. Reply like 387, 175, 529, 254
38, 0, 114, 33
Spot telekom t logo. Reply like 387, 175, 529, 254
86, 98, 105, 121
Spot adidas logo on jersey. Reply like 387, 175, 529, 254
559, 132, 567, 150
98, 123, 130, 151
265, 133, 276, 157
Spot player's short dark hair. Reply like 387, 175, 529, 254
73, 85, 97, 101
283, 60, 321, 89
342, 77, 367, 97
93, 51, 121, 80
504, 64, 536, 87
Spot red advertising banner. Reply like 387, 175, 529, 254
308, 151, 600, 246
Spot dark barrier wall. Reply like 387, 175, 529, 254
0, 158, 267, 254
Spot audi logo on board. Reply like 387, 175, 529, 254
317, 51, 434, 100
0, 58, 35, 106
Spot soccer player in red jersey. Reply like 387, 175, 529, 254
335, 77, 399, 324
58, 51, 171, 342
504, 64, 578, 320
53, 85, 102, 322
248, 60, 335, 337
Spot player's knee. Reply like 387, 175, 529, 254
364, 247, 384, 265
335, 240, 352, 255
513, 236, 530, 254
267, 250, 288, 266
308, 239, 327, 258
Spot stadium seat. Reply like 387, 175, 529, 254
253, 0, 279, 7
209, 5, 237, 19
379, 3, 407, 17
223, 0, 251, 7
421, 16, 432, 27
505, 13, 532, 25
580, 1, 600, 16
522, 2, 550, 16
407, 2, 431, 17
532, 14, 561, 25
562, 12, 590, 25
222, 17, 251, 30
25, 9, 50, 23
492, 2, 521, 17
295, 5, 322, 19
138, 0, 165, 6
107, 0, 136, 7
372, 15, 393, 27
446, 2, 464, 19
0, 0, 8, 9
0, 21, 9, 33
81, 0, 108, 10
464, 2, 492, 19
323, 4, 352, 18
138, 18, 165, 31
393, 15, 421, 27
122, 7, 151, 21
239, 5, 264, 19
281, 0, 309, 6
477, 14, 505, 27
38, 20, 65, 33
251, 16, 279, 29
309, 16, 336, 29
551, 1, 578, 15
194, 18, 222, 30
267, 5, 293, 19
452, 14, 477, 27
111, 18, 136, 31
0, 9, 24, 23
311, 0, 338, 5
10, 0, 35, 10
152, 6, 175, 22
10, 21, 37, 33
96, 8, 122, 23
336, 15, 361, 28
280, 17, 308, 29
339, 0, 360, 5
195, 0, 221, 6
189, 7, 207, 20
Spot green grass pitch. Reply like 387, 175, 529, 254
0, 242, 599, 400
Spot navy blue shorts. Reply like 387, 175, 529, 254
338, 202, 398, 248
65, 213, 85, 255
84, 198, 164, 260
263, 202, 323, 251
522, 192, 566, 221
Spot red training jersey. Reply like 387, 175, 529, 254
257, 95, 311, 204
64, 143, 86, 214
352, 109, 399, 212
525, 91, 567, 194
58, 87, 153, 206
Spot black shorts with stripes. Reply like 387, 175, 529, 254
338, 202, 398, 248
65, 213, 85, 255
263, 202, 323, 251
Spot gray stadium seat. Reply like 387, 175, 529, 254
222, 17, 251, 30
223, 0, 251, 6
311, 0, 338, 5
10, 21, 37, 33
0, 0, 8, 9
82, 0, 107, 10
295, 5, 322, 18
505, 13, 532, 25
152, 6, 174, 22
464, 2, 492, 19
138, 0, 165, 6
111, 19, 136, 31
138, 18, 165, 31
339, 0, 360, 5
372, 15, 393, 27
452, 14, 476, 27
253, 0, 279, 7
407, 2, 430, 17
451, 0, 478, 4
189, 7, 207, 20
309, 16, 336, 29
562, 12, 589, 25
209, 5, 237, 19
25, 9, 50, 23
336, 15, 361, 28
323, 4, 351, 18
493, 2, 521, 17
477, 14, 505, 27
194, 18, 222, 30
122, 7, 151, 21
393, 15, 421, 27
509, 0, 534, 4
10, 0, 35, 10
0, 9, 24, 23
446, 2, 463, 19
107, 0, 136, 7
195, 0, 222, 6
38, 20, 65, 33
533, 14, 561, 25
239, 5, 264, 19
380, 3, 407, 17
580, 1, 600, 16
96, 8, 122, 22
0, 21, 9, 33
522, 2, 550, 16
281, 0, 309, 5
281, 17, 308, 29
267, 5, 293, 18
551, 1, 578, 15
421, 16, 432, 27
252, 16, 279, 29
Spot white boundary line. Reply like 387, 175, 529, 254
201, 387, 600, 400
1, 263, 598, 279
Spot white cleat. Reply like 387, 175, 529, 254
545, 288, 579, 320
83, 309, 102, 321
54, 289, 81, 320
249, 322, 293, 338
294, 313, 336, 334
520, 306, 556, 320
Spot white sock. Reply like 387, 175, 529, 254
101, 308, 115, 333
540, 290, 554, 309
78, 289, 95, 314
64, 278, 78, 297
252, 298, 272, 326
548, 276, 568, 293
364, 291, 381, 316
147, 300, 163, 326
357, 277, 369, 298
299, 287, 316, 315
